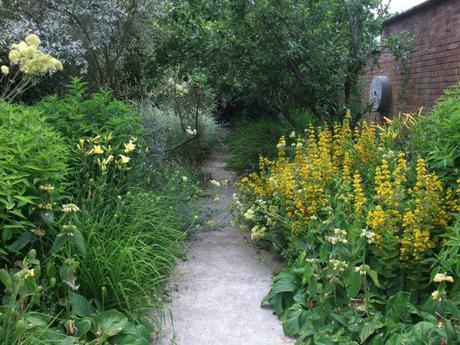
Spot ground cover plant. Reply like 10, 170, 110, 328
234, 97, 460, 343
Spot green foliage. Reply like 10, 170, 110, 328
0, 102, 67, 262
410, 83, 460, 185
235, 111, 460, 343
152, 0, 389, 116
225, 110, 317, 173
38, 78, 144, 147
0, 81, 205, 344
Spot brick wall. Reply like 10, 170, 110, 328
361, 0, 460, 116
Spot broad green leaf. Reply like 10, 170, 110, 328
386, 292, 412, 322
75, 319, 92, 337
281, 307, 302, 336
368, 269, 381, 288
271, 271, 298, 294
94, 310, 128, 338
347, 271, 361, 298
69, 292, 95, 317
359, 316, 384, 343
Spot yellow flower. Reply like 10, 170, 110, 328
25, 34, 41, 48
88, 145, 104, 155
1, 65, 9, 75
124, 140, 136, 153
119, 154, 130, 164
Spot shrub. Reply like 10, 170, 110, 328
38, 78, 144, 146
410, 83, 460, 185
0, 102, 67, 262
234, 114, 460, 343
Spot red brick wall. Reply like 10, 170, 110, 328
361, 0, 460, 116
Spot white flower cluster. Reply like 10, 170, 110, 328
354, 264, 370, 276
251, 225, 266, 241
431, 290, 446, 301
305, 258, 320, 264
186, 126, 198, 136
329, 259, 348, 273
360, 229, 376, 244
243, 208, 255, 220
433, 273, 454, 283
326, 228, 348, 245
232, 193, 243, 210
175, 82, 189, 96
210, 179, 221, 187
62, 203, 80, 213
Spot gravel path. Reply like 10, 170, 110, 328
158, 148, 294, 345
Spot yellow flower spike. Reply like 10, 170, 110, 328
124, 140, 136, 153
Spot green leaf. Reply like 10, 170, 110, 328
347, 271, 361, 298
410, 321, 441, 345
0, 269, 12, 289
51, 233, 67, 253
281, 306, 302, 336
75, 319, 92, 338
93, 310, 128, 338
368, 269, 381, 288
69, 292, 95, 317
386, 292, 412, 322
271, 271, 298, 294
6, 231, 34, 253
359, 316, 384, 343
73, 230, 86, 257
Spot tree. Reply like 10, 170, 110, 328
151, 0, 391, 118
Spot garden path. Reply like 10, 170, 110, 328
158, 145, 294, 345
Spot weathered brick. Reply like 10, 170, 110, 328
360, 0, 460, 115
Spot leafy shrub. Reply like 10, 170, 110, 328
234, 114, 460, 343
38, 78, 144, 146
0, 102, 67, 262
410, 83, 460, 185
225, 110, 317, 174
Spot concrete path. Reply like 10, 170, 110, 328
158, 148, 294, 345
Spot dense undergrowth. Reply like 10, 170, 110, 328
233, 84, 460, 344
0, 77, 210, 344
